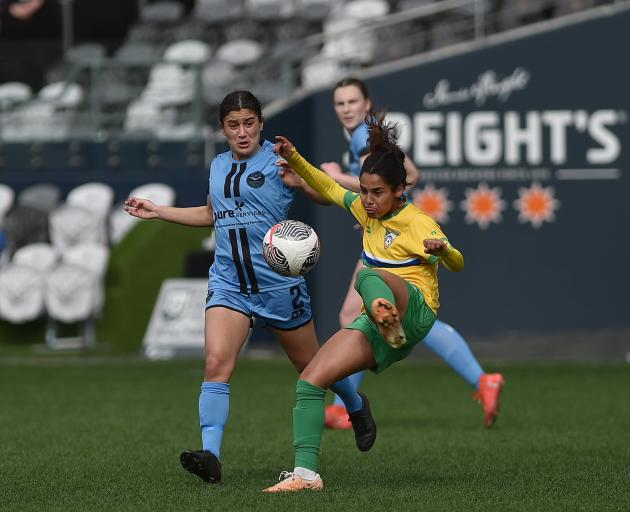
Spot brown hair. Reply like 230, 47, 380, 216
361, 111, 406, 191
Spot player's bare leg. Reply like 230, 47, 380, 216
181, 307, 251, 484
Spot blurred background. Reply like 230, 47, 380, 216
0, 0, 628, 361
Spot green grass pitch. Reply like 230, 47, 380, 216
2, 358, 629, 511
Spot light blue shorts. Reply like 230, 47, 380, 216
205, 281, 312, 330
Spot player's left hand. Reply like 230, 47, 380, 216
274, 136, 295, 159
276, 160, 304, 189
423, 238, 449, 256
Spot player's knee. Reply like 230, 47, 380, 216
203, 353, 235, 381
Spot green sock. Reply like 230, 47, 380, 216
293, 380, 326, 472
354, 268, 396, 310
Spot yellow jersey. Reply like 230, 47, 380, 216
285, 148, 464, 314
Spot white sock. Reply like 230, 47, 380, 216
294, 466, 318, 481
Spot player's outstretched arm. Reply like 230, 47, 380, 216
274, 136, 349, 208
423, 238, 464, 272
276, 160, 331, 206
124, 197, 214, 227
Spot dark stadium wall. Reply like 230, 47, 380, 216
264, 7, 630, 341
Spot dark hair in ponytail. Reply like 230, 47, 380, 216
219, 90, 263, 126
360, 111, 407, 191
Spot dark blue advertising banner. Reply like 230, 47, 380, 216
266, 7, 630, 340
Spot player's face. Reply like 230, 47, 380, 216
333, 85, 371, 132
359, 172, 404, 219
222, 109, 263, 160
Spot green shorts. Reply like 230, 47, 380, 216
346, 281, 437, 373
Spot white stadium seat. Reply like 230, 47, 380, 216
216, 39, 264, 67
0, 243, 58, 323
45, 243, 109, 323
12, 243, 58, 272
0, 184, 15, 227
38, 82, 84, 109
0, 81, 33, 106
49, 205, 106, 251
66, 182, 114, 219
164, 39, 211, 65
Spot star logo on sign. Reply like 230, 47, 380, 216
412, 184, 453, 223
460, 183, 506, 229
513, 182, 560, 228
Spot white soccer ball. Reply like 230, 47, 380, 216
262, 220, 320, 277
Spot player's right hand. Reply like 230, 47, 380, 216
274, 136, 295, 159
124, 197, 160, 219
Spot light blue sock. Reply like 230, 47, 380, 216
332, 371, 366, 408
199, 381, 230, 459
329, 374, 363, 413
424, 320, 484, 389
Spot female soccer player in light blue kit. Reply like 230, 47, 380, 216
313, 78, 504, 429
124, 91, 373, 485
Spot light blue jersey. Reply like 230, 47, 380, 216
208, 140, 304, 293
347, 122, 370, 177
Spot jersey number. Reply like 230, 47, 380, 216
290, 285, 305, 320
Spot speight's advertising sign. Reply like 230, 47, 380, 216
384, 63, 626, 230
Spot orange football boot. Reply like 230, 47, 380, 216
324, 404, 352, 429
263, 471, 324, 493
370, 298, 406, 348
473, 373, 505, 428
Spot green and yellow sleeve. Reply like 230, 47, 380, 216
285, 148, 358, 212
413, 218, 464, 271
439, 246, 464, 272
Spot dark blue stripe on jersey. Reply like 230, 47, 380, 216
238, 228, 259, 293
224, 163, 238, 198
233, 162, 247, 197
362, 251, 424, 268
229, 228, 248, 293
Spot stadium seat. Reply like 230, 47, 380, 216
49, 182, 113, 251
0, 243, 58, 323
245, 0, 291, 20
2, 205, 50, 259
17, 183, 62, 213
294, 0, 336, 21
164, 39, 211, 65
66, 182, 114, 219
194, 0, 244, 24
38, 82, 84, 109
202, 60, 237, 104
343, 0, 389, 19
115, 41, 162, 63
0, 184, 15, 227
216, 39, 264, 67
49, 205, 105, 251
141, 63, 194, 106
45, 243, 109, 324
141, 1, 184, 25
66, 43, 107, 65
0, 81, 33, 107
301, 55, 345, 89
109, 182, 176, 244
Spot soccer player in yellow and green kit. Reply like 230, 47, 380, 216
264, 114, 466, 493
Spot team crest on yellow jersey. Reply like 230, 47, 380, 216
384, 227, 401, 249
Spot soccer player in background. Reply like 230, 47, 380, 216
264, 115, 467, 492
124, 91, 374, 485
317, 78, 504, 429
